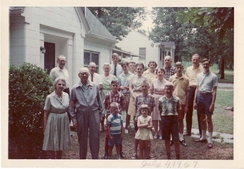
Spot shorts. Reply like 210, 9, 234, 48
178, 105, 186, 120
196, 93, 213, 116
160, 116, 179, 141
108, 134, 122, 146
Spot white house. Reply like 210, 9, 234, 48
9, 7, 117, 87
116, 28, 175, 67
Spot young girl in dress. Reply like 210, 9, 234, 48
135, 104, 153, 159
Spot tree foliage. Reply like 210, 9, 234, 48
177, 7, 234, 78
149, 7, 194, 61
88, 7, 146, 41
9, 63, 53, 158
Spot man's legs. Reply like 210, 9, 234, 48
185, 87, 194, 135
77, 114, 88, 159
89, 112, 100, 159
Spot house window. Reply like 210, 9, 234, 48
139, 48, 146, 58
84, 51, 99, 73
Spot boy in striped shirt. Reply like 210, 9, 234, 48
107, 102, 124, 159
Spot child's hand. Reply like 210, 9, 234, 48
109, 136, 113, 141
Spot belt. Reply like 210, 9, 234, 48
199, 91, 212, 95
52, 111, 66, 114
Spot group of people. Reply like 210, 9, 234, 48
42, 53, 218, 160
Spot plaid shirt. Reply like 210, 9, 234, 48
164, 66, 175, 80
134, 94, 155, 117
103, 91, 125, 114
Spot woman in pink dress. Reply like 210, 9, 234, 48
150, 68, 168, 139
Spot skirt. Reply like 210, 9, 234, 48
42, 112, 71, 151
128, 91, 142, 117
151, 94, 163, 120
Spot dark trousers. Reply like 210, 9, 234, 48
185, 86, 202, 136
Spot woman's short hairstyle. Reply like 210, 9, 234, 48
148, 61, 157, 68
103, 62, 111, 69
156, 67, 165, 74
121, 61, 129, 67
53, 77, 66, 89
135, 62, 144, 69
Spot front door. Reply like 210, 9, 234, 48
44, 42, 55, 74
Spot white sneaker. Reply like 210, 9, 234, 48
125, 129, 129, 134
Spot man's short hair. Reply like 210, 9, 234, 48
175, 61, 183, 67
202, 58, 210, 64
121, 61, 129, 67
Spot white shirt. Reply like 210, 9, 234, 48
110, 63, 123, 77
50, 66, 70, 88
88, 72, 102, 86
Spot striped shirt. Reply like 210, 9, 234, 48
107, 114, 123, 134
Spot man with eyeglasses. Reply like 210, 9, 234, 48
88, 62, 102, 86
69, 68, 103, 159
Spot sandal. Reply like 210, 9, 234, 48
208, 142, 213, 148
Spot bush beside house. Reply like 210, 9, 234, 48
9, 63, 53, 159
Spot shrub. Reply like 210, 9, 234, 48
9, 63, 53, 159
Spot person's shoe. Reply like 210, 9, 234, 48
208, 142, 213, 148
149, 154, 154, 159
194, 138, 207, 143
170, 140, 174, 146
131, 153, 137, 159
120, 152, 126, 158
154, 135, 158, 139
159, 136, 162, 140
103, 152, 108, 159
180, 140, 187, 146
117, 155, 121, 160
124, 129, 129, 134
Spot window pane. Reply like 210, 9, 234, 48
139, 48, 146, 57
84, 52, 90, 65
92, 53, 99, 65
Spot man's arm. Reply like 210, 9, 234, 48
69, 88, 77, 128
209, 86, 217, 113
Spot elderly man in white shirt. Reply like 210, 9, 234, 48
88, 62, 102, 86
50, 55, 70, 95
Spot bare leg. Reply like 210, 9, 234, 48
153, 120, 159, 136
165, 140, 171, 159
174, 141, 180, 159
139, 140, 144, 159
145, 140, 150, 159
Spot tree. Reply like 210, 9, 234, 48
88, 7, 146, 41
177, 7, 234, 79
149, 7, 194, 61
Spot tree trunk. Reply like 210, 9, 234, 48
220, 57, 225, 79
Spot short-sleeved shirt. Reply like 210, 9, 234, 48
164, 66, 175, 80
169, 74, 189, 105
50, 66, 70, 88
196, 71, 218, 93
135, 94, 155, 117
130, 75, 148, 91
107, 114, 123, 134
118, 72, 134, 94
103, 91, 125, 114
185, 65, 203, 87
158, 95, 180, 116
44, 91, 69, 113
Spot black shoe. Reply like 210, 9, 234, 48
103, 152, 108, 159
180, 140, 187, 146
120, 152, 126, 158
170, 140, 174, 146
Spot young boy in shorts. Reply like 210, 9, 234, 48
107, 102, 124, 159
169, 61, 189, 146
132, 80, 155, 159
159, 82, 181, 159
